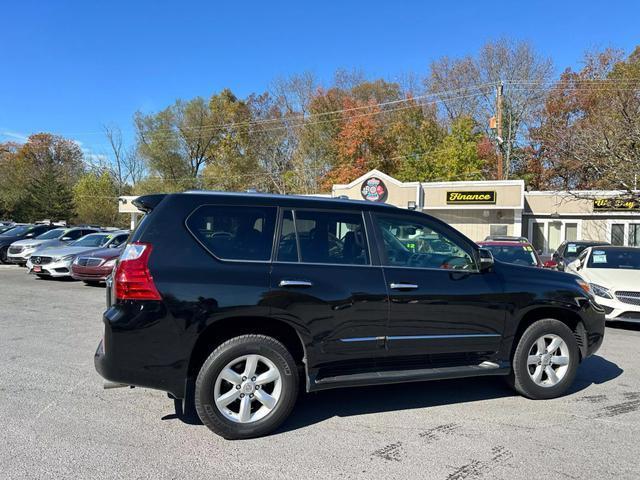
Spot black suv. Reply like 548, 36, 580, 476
95, 192, 605, 439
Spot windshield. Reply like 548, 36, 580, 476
483, 244, 539, 266
36, 228, 66, 240
587, 249, 640, 270
0, 225, 32, 236
70, 234, 110, 248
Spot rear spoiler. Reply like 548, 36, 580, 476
132, 194, 167, 213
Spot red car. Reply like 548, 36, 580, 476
476, 240, 548, 268
71, 246, 122, 284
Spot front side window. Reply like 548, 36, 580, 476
277, 209, 369, 265
64, 229, 86, 240
375, 214, 474, 270
186, 205, 277, 261
109, 234, 129, 247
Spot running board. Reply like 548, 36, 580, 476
313, 362, 510, 391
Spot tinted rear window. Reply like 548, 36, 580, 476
277, 209, 369, 265
187, 205, 277, 261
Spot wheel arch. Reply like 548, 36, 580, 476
512, 306, 588, 361
186, 315, 308, 385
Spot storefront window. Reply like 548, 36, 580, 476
611, 224, 625, 246
490, 224, 508, 236
532, 223, 545, 252
548, 222, 562, 252
630, 224, 640, 247
565, 223, 578, 242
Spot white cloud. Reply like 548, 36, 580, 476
0, 130, 28, 143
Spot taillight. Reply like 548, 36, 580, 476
114, 242, 161, 301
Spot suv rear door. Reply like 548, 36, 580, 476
371, 212, 505, 359
269, 208, 389, 374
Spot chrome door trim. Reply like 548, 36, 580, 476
389, 282, 419, 290
278, 279, 313, 287
386, 333, 501, 341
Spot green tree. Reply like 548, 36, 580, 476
135, 89, 253, 191
22, 162, 75, 222
5, 133, 84, 221
73, 172, 120, 226
431, 117, 488, 181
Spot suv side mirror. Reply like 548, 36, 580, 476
478, 248, 494, 271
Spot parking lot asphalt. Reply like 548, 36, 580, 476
1, 264, 639, 480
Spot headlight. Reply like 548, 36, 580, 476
62, 255, 75, 262
590, 283, 613, 299
103, 258, 117, 268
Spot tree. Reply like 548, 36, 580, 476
22, 162, 75, 222
11, 133, 84, 221
73, 172, 120, 226
0, 142, 30, 219
530, 47, 640, 194
103, 125, 147, 192
427, 39, 553, 178
135, 91, 252, 190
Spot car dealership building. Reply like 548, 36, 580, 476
332, 170, 640, 256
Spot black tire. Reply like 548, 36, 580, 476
509, 318, 579, 400
0, 247, 8, 264
195, 334, 299, 440
84, 280, 102, 286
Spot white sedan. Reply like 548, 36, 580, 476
566, 246, 640, 323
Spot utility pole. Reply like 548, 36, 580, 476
496, 81, 504, 180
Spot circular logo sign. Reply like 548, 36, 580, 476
360, 177, 388, 202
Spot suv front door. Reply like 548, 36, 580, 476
372, 213, 505, 359
269, 208, 388, 377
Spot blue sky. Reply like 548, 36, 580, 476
1, 0, 639, 159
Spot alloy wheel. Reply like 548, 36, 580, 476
213, 354, 282, 423
527, 334, 570, 387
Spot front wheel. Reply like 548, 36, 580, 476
195, 334, 299, 440
509, 319, 579, 399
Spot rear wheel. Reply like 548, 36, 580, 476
509, 319, 579, 399
195, 334, 299, 439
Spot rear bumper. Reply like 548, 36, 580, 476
94, 302, 188, 398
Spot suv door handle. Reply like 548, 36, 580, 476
389, 283, 419, 290
279, 280, 313, 288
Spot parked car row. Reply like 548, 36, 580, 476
0, 224, 128, 284
476, 237, 640, 323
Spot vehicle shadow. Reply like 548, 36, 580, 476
168, 355, 622, 433
278, 355, 621, 434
